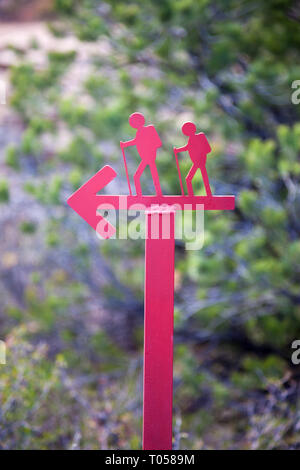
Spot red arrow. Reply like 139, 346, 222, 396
68, 165, 235, 240
67, 165, 117, 239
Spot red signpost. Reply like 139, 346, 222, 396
143, 208, 175, 450
67, 113, 235, 450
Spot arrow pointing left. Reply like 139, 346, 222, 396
67, 165, 117, 239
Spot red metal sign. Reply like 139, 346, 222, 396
67, 113, 235, 450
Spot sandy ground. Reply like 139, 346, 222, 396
0, 21, 112, 117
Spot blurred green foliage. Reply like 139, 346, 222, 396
1, 0, 300, 449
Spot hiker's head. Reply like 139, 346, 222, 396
182, 122, 196, 136
129, 112, 145, 129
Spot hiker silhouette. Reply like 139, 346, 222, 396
120, 112, 163, 197
174, 122, 212, 197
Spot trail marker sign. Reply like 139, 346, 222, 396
68, 113, 235, 450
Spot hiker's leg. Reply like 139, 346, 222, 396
201, 166, 212, 196
134, 161, 147, 196
186, 164, 197, 196
149, 163, 162, 196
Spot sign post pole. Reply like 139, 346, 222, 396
143, 207, 175, 450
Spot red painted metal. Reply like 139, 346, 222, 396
67, 113, 236, 451
143, 208, 175, 450
173, 148, 185, 196
92, 194, 235, 211
174, 122, 212, 196
120, 112, 162, 196
120, 144, 132, 196
67, 166, 235, 239
67, 165, 117, 239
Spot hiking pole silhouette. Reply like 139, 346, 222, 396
120, 143, 133, 196
173, 148, 184, 196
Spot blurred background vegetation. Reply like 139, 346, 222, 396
0, 0, 300, 449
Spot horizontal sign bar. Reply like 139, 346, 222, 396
94, 195, 235, 211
